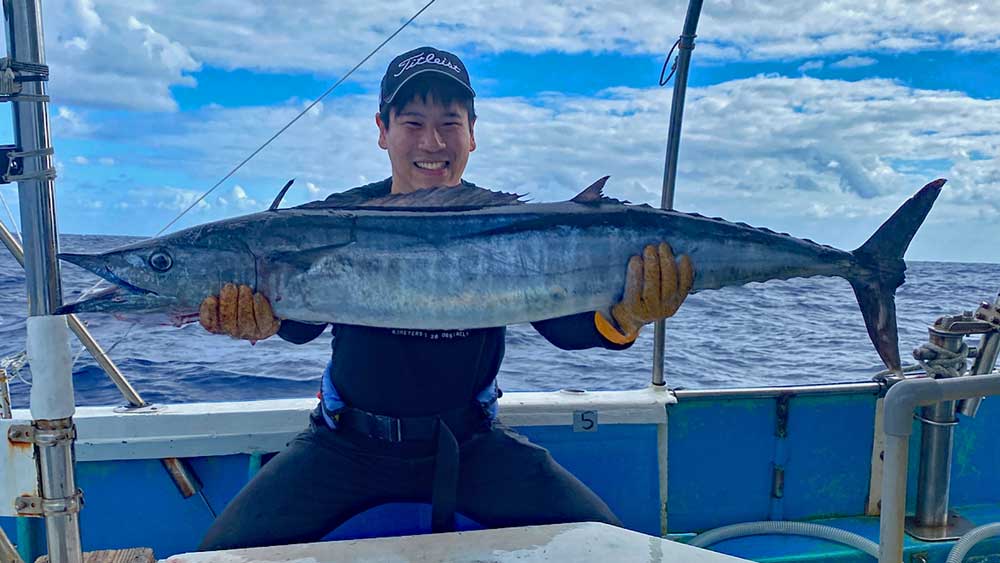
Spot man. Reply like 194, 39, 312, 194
199, 46, 693, 550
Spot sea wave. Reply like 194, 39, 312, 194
1, 234, 998, 408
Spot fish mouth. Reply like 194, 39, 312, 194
55, 285, 150, 315
58, 253, 157, 296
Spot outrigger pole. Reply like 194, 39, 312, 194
653, 0, 704, 387
3, 0, 84, 560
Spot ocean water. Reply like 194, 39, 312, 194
0, 234, 998, 409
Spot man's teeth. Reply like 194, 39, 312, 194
415, 161, 447, 170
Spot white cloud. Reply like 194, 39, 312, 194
230, 185, 259, 209
306, 101, 324, 117
832, 56, 877, 68
115, 186, 210, 214
798, 60, 824, 73
98, 157, 116, 166
43, 0, 200, 111
51, 106, 95, 137
72, 156, 89, 165
30, 1, 1000, 112
45, 60, 1000, 261
877, 36, 938, 51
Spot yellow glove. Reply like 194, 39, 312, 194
596, 242, 694, 344
199, 283, 281, 343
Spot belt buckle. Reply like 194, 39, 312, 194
383, 416, 403, 443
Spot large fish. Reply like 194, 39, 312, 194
57, 177, 945, 371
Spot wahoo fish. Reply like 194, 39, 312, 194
57, 177, 945, 371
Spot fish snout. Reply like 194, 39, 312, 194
58, 252, 108, 275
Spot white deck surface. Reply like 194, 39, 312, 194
164, 522, 750, 562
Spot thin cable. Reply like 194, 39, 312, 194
155, 0, 438, 237
0, 189, 21, 243
70, 319, 135, 366
66, 2, 439, 377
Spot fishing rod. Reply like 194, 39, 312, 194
653, 0, 705, 387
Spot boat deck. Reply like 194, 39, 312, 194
3, 382, 1000, 562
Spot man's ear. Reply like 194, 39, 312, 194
376, 112, 389, 150
469, 117, 477, 153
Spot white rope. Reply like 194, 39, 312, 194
154, 0, 439, 237
0, 351, 30, 386
873, 343, 970, 379
916, 341, 969, 379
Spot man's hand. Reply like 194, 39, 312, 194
199, 283, 281, 342
599, 242, 694, 341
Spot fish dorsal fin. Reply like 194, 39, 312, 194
342, 185, 525, 209
569, 176, 627, 205
268, 179, 295, 211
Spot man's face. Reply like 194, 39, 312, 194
377, 94, 476, 194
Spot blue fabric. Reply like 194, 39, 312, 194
320, 359, 498, 429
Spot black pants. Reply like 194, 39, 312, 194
199, 410, 621, 550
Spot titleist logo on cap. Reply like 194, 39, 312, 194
394, 52, 462, 77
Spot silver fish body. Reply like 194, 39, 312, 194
58, 178, 945, 371
255, 203, 851, 329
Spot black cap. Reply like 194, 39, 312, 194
380, 46, 475, 112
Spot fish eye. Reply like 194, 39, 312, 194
149, 250, 173, 272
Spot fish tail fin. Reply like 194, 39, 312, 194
846, 178, 945, 372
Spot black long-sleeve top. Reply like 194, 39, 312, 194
279, 179, 633, 418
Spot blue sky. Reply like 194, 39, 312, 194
0, 0, 997, 263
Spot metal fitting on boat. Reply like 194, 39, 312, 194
14, 489, 83, 517
7, 420, 76, 446
957, 295, 1000, 418
0, 367, 11, 419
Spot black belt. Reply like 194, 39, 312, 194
328, 402, 492, 533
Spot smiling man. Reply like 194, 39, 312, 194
198, 46, 693, 550
376, 55, 476, 193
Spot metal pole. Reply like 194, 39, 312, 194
0, 368, 11, 418
4, 0, 59, 316
912, 327, 963, 532
878, 433, 909, 563
957, 292, 1000, 418
4, 0, 83, 560
958, 331, 1000, 416
653, 0, 704, 386
879, 373, 1000, 562
0, 219, 146, 407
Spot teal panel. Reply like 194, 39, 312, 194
703, 515, 879, 563
701, 506, 1000, 563
782, 394, 877, 519
902, 398, 1000, 514
517, 424, 662, 536
76, 458, 219, 557
668, 397, 776, 532
0, 518, 14, 545
949, 398, 1000, 506
108, 424, 661, 550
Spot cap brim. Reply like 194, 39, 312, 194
382, 67, 476, 107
